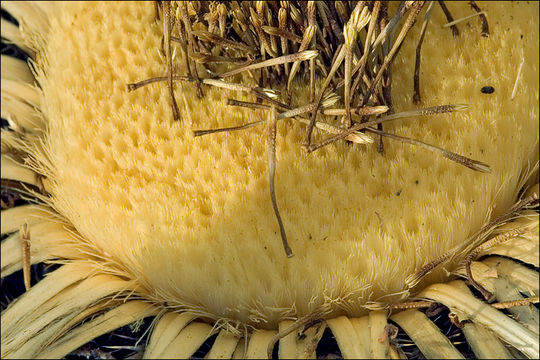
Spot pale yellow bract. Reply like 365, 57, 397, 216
1, 1, 538, 359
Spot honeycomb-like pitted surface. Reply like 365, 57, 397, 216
38, 2, 538, 327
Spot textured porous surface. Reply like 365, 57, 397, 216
39, 2, 538, 327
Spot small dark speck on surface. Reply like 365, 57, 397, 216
521, 34, 523, 39
396, 189, 402, 196
415, 180, 419, 185
481, 86, 495, 94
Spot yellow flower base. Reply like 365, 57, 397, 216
1, 1, 538, 358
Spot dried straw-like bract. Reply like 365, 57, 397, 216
1, 1, 539, 359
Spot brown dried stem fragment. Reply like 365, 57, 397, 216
153, 0, 161, 22
448, 312, 466, 328
343, 23, 354, 128
413, 2, 435, 104
307, 1, 317, 104
267, 315, 324, 359
192, 30, 256, 54
262, 26, 303, 44
127, 75, 185, 91
464, 227, 527, 300
163, 2, 180, 121
193, 119, 266, 137
377, 1, 390, 154
366, 127, 491, 173
438, 1, 460, 36
492, 297, 539, 310
227, 99, 269, 110
128, 76, 284, 111
469, 1, 489, 37
190, 53, 252, 65
220, 50, 318, 78
268, 106, 293, 258
177, 2, 203, 98
300, 320, 327, 359
406, 252, 453, 289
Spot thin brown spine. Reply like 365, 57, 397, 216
308, 1, 316, 103
469, 1, 489, 37
178, 2, 203, 98
438, 1, 460, 36
163, 1, 181, 121
413, 1, 435, 104
268, 106, 293, 258
278, 7, 290, 77
492, 297, 539, 310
